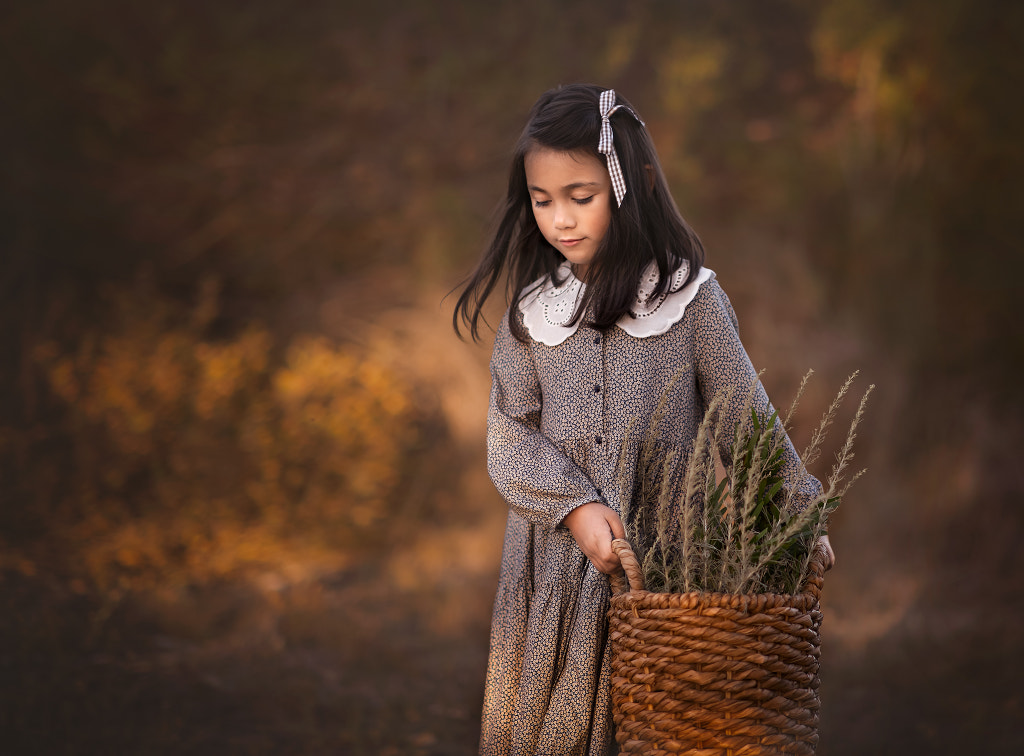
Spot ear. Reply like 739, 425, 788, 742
645, 164, 655, 191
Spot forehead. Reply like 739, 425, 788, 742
524, 148, 609, 189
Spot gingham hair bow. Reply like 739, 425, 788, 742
598, 89, 645, 207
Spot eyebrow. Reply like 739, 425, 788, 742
528, 181, 602, 193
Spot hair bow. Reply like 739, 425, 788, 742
598, 89, 645, 207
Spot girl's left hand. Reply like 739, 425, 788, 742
817, 534, 836, 571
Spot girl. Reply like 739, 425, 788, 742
454, 84, 834, 756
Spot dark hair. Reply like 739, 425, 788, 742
453, 83, 705, 341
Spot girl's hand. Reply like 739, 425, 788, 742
817, 534, 836, 571
563, 502, 626, 574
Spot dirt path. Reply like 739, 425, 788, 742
4, 511, 1020, 755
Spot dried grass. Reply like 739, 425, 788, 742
619, 371, 873, 596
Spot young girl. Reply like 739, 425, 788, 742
454, 84, 834, 756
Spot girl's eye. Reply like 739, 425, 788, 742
531, 196, 593, 208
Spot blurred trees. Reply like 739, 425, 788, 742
5, 0, 1018, 363
1, 0, 1021, 582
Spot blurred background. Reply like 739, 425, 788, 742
1, 0, 1021, 753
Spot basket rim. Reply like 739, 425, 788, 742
608, 538, 827, 610
609, 582, 821, 604
608, 587, 822, 616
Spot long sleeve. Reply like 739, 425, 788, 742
692, 279, 822, 511
487, 310, 603, 528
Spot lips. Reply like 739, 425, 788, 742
559, 238, 584, 247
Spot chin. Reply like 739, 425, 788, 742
564, 254, 595, 268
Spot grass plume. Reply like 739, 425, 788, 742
621, 370, 873, 596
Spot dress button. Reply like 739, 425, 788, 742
595, 435, 603, 444
593, 384, 601, 393
594, 335, 601, 345
596, 488, 603, 496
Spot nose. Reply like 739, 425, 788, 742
554, 202, 576, 230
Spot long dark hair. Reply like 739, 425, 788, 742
453, 83, 705, 342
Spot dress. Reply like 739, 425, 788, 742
479, 263, 821, 756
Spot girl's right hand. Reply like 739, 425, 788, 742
563, 502, 626, 574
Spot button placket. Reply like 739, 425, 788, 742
595, 329, 609, 456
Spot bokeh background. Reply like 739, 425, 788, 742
1, 0, 1021, 753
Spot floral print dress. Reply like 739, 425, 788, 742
479, 264, 820, 756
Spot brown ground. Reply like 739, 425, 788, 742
2, 505, 1021, 756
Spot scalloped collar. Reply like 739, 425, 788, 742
518, 260, 714, 346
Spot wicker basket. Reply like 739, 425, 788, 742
607, 538, 827, 755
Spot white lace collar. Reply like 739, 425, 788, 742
519, 260, 714, 346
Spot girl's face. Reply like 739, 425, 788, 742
525, 147, 612, 280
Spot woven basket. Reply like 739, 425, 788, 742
607, 538, 827, 756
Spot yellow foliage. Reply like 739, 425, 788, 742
29, 293, 421, 589
194, 328, 271, 419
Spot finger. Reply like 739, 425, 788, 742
591, 539, 619, 574
602, 543, 621, 572
817, 535, 836, 570
585, 551, 608, 574
606, 511, 626, 541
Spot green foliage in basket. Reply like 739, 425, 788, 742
618, 371, 872, 596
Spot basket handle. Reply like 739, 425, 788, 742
609, 538, 645, 595
801, 541, 829, 601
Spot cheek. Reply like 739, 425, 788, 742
594, 209, 612, 241
531, 208, 552, 235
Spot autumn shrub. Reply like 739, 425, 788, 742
8, 289, 423, 589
